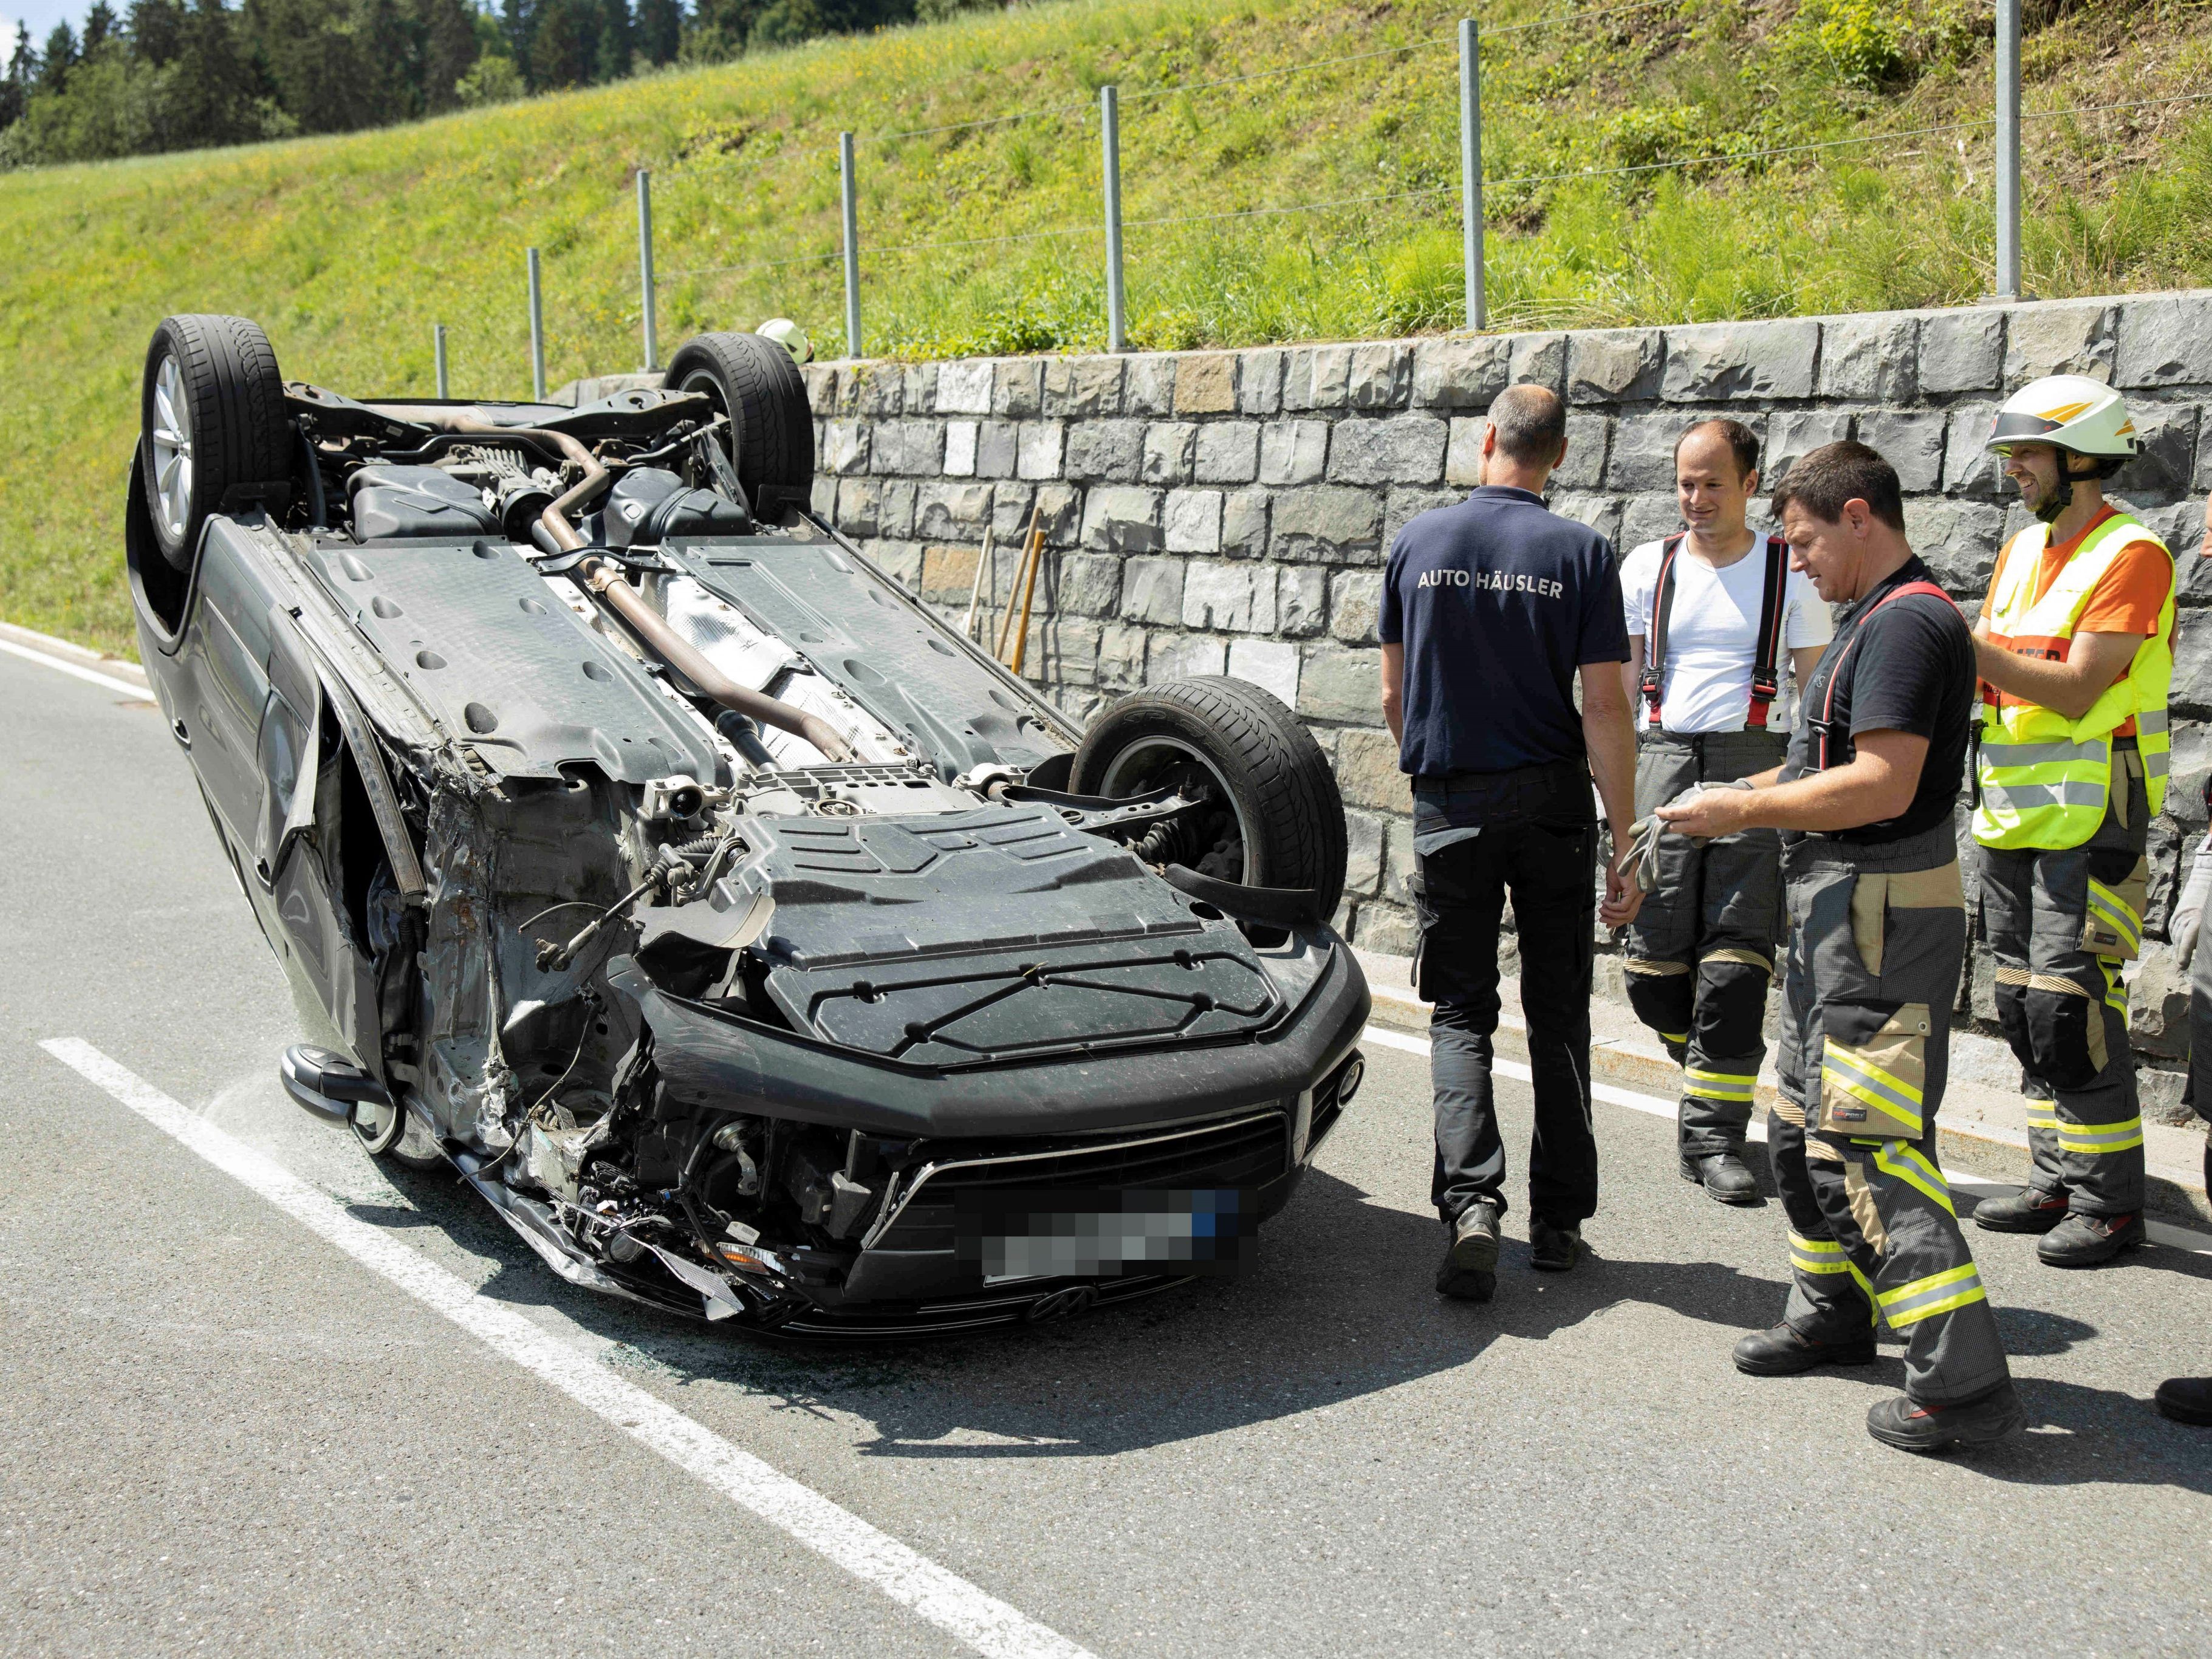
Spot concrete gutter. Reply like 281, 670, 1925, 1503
1351, 945, 2212, 1226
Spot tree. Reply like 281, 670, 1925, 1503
593, 0, 629, 81
635, 0, 679, 66
82, 3, 120, 54
39, 22, 77, 90
127, 0, 185, 66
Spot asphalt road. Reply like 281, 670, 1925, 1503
5, 643, 2212, 1657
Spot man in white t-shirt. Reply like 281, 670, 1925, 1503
1617, 419, 1834, 1202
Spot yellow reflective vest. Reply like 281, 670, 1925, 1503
1973, 510, 2174, 850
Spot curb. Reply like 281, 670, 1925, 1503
0, 621, 151, 694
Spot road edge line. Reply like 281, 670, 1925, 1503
0, 635, 152, 699
36, 1036, 1095, 1659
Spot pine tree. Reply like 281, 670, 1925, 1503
635, 0, 679, 66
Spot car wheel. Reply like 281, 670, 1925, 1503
1071, 676, 1348, 917
139, 315, 292, 571
663, 331, 815, 518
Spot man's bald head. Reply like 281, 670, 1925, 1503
1488, 383, 1567, 468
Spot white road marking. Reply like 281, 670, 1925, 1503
1359, 1024, 2212, 1256
38, 1038, 1095, 1659
0, 637, 151, 700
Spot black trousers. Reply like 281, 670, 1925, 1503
1411, 761, 1599, 1227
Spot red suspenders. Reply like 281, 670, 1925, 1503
1812, 580, 1958, 771
1639, 534, 1790, 730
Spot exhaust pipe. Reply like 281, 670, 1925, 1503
368, 408, 853, 763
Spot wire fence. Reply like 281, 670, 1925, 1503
486, 1, 2210, 385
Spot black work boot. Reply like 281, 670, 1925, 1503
2038, 1210, 2148, 1267
1681, 1150, 1761, 1206
1866, 1382, 2024, 1452
1732, 1322, 1877, 1376
1436, 1202, 1499, 1301
2155, 1378, 2212, 1426
1973, 1185, 2069, 1234
1529, 1217, 1582, 1272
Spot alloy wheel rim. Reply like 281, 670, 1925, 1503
1097, 736, 1253, 884
151, 354, 194, 541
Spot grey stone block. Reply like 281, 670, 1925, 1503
1033, 482, 1082, 546
1123, 354, 1177, 416
1383, 487, 1462, 550
809, 474, 836, 518
1064, 419, 1145, 483
1183, 561, 1279, 633
1551, 493, 1623, 549
1567, 327, 1662, 403
914, 481, 993, 539
1553, 412, 1611, 491
1239, 348, 1286, 416
1767, 408, 1853, 485
988, 484, 1035, 543
993, 358, 1044, 417
1919, 307, 2004, 394
871, 419, 942, 476
1343, 809, 1386, 897
1856, 409, 1948, 493
1163, 488, 1222, 554
1027, 619, 1101, 687
1327, 414, 1449, 485
1078, 485, 1164, 553
1445, 417, 1485, 487
1193, 422, 1262, 484
1348, 344, 1412, 409
1274, 487, 1385, 562
1329, 570, 1384, 644
1221, 488, 1270, 558
1052, 551, 1124, 617
1227, 637, 1301, 704
2004, 300, 2117, 386
836, 479, 883, 538
1097, 622, 1148, 690
1356, 901, 1419, 957
1819, 311, 1919, 402
2172, 610, 2212, 714
2116, 293, 2212, 388
821, 420, 869, 475
1173, 352, 1239, 414
869, 539, 923, 589
1411, 337, 1510, 408
1278, 566, 1327, 637
903, 362, 939, 414
974, 419, 1018, 479
852, 362, 904, 417
1606, 410, 1685, 491
800, 363, 837, 411
878, 480, 917, 540
1904, 497, 2006, 596
1298, 645, 1383, 723
2114, 403, 2201, 499
1259, 420, 1330, 485
1046, 356, 1126, 417
935, 358, 994, 415
1017, 420, 1064, 481
1507, 331, 1568, 394
1620, 493, 1684, 550
1121, 556, 1186, 626
1151, 632, 1228, 681
1140, 422, 1197, 484
1308, 346, 1353, 409
1281, 347, 1319, 411
1942, 403, 2006, 497
942, 420, 978, 479
1662, 319, 1820, 402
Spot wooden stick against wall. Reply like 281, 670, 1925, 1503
1007, 513, 1046, 677
962, 525, 994, 643
997, 503, 1042, 662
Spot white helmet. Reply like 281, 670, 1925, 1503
1984, 373, 2138, 460
756, 318, 813, 364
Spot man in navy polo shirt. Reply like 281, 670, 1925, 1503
1380, 382, 1642, 1302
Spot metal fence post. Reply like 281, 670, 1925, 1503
637, 169, 659, 373
839, 132, 862, 359
1100, 84, 1126, 353
526, 247, 546, 401
1459, 18, 1485, 332
434, 323, 449, 399
1994, 0, 2021, 301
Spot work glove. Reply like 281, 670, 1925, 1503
2174, 838, 2212, 969
1630, 779, 1756, 894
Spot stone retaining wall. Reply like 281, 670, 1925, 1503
795, 292, 2212, 1112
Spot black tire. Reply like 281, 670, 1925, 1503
663, 331, 815, 516
139, 314, 292, 571
1072, 676, 1348, 918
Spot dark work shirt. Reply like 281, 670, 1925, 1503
1379, 486, 1629, 777
1781, 555, 1974, 843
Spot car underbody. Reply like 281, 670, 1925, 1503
128, 316, 1368, 1336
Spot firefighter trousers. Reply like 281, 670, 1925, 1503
1620, 729, 1787, 1159
1770, 823, 2013, 1407
1978, 750, 2149, 1217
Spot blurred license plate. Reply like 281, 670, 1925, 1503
954, 1188, 1256, 1282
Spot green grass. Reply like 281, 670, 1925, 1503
7, 0, 2212, 653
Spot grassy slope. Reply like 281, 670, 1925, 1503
5, 0, 2212, 652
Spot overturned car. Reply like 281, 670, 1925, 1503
126, 313, 1369, 1335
